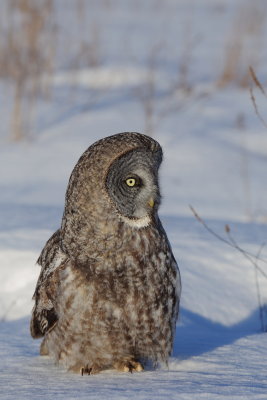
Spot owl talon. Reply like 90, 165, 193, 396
80, 365, 93, 376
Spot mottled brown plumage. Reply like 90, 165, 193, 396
30, 132, 181, 374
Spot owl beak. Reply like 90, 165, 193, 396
148, 198, 154, 208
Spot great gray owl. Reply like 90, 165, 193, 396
30, 132, 181, 374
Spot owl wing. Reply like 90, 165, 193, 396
30, 229, 68, 338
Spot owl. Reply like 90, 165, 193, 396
30, 132, 181, 374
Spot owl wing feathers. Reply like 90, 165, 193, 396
30, 229, 68, 338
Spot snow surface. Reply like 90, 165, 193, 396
1, 0, 267, 399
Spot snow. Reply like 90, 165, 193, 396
1, 0, 267, 398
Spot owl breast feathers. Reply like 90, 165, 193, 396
30, 132, 181, 374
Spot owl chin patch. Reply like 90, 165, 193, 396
119, 214, 151, 228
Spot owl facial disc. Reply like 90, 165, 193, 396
105, 148, 161, 225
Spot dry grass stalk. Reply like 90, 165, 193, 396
218, 1, 266, 87
249, 67, 267, 129
0, 0, 56, 140
235, 112, 253, 221
249, 66, 266, 96
190, 205, 267, 332
134, 31, 197, 136
249, 88, 267, 129
133, 43, 162, 135
189, 205, 267, 277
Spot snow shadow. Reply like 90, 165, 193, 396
174, 307, 263, 360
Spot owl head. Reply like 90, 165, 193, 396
61, 132, 163, 260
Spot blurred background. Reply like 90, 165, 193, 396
0, 0, 267, 324
0, 0, 267, 141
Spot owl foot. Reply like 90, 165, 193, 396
114, 359, 144, 373
80, 365, 92, 376
80, 364, 100, 376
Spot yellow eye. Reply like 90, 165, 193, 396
126, 178, 136, 187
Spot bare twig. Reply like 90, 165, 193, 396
189, 205, 267, 279
225, 227, 267, 276
254, 242, 266, 331
249, 67, 267, 129
249, 87, 267, 129
190, 205, 267, 331
249, 66, 266, 96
